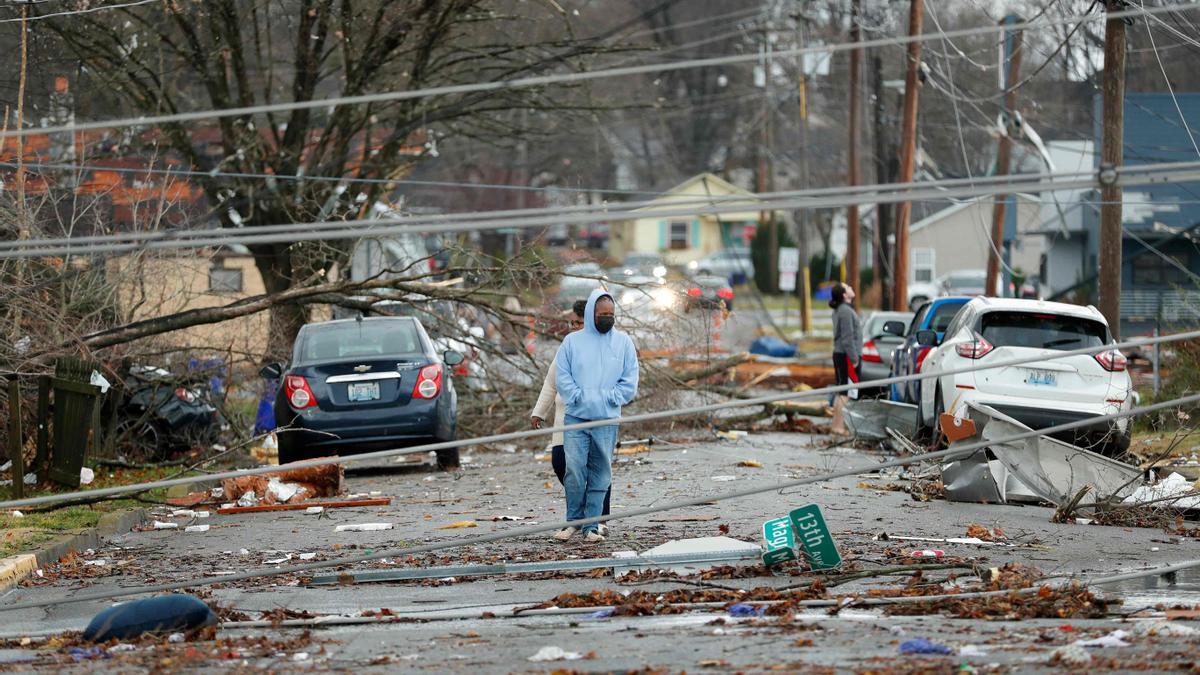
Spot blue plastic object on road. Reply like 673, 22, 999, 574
83, 594, 218, 642
749, 336, 797, 359
727, 603, 768, 617
898, 638, 954, 655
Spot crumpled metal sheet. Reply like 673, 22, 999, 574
977, 404, 1141, 504
845, 399, 918, 441
941, 403, 1141, 506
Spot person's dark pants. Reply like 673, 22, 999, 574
551, 444, 611, 516
832, 352, 861, 403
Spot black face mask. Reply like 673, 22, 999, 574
595, 315, 615, 333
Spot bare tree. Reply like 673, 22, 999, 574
36, 0, 643, 357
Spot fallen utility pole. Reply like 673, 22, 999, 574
892, 0, 924, 311
987, 16, 1023, 298
1099, 0, 1127, 338
846, 0, 862, 297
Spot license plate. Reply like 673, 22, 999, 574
347, 382, 380, 402
1026, 369, 1057, 386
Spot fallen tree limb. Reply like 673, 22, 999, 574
672, 353, 750, 384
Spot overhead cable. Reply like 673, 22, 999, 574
1, 2, 1196, 140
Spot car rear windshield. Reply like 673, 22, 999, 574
980, 311, 1107, 350
929, 303, 963, 332
299, 321, 423, 363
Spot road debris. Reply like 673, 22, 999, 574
527, 646, 585, 662
1124, 472, 1200, 509
335, 523, 394, 532
897, 638, 953, 655
184, 525, 210, 533
222, 461, 343, 506
1074, 629, 1131, 648
82, 594, 217, 642
437, 521, 478, 529
216, 498, 391, 514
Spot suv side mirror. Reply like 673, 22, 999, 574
882, 320, 906, 337
914, 330, 939, 347
443, 350, 465, 367
259, 362, 284, 379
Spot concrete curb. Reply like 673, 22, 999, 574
0, 507, 147, 593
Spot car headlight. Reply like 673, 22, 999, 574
652, 265, 667, 278
652, 288, 676, 309
687, 260, 699, 270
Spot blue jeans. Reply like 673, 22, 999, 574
563, 415, 617, 534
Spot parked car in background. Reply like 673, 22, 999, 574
907, 280, 941, 311
937, 269, 999, 298
619, 253, 668, 280
687, 248, 754, 285
555, 266, 605, 309
263, 317, 465, 469
917, 297, 1132, 456
859, 310, 914, 395
683, 275, 735, 311
889, 297, 970, 404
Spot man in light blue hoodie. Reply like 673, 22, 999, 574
554, 288, 639, 542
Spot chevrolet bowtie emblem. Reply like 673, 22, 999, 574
354, 365, 372, 373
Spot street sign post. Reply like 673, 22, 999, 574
779, 270, 797, 292
778, 247, 800, 274
789, 504, 842, 570
760, 516, 797, 566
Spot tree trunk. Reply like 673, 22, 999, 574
251, 241, 310, 361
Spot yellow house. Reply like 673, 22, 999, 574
608, 173, 763, 266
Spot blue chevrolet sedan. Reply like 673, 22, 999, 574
261, 316, 464, 468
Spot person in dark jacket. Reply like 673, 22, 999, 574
829, 283, 862, 434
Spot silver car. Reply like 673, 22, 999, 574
860, 311, 914, 391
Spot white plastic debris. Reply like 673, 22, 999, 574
89, 371, 112, 394
1130, 621, 1198, 637
1073, 629, 1131, 648
79, 467, 95, 485
152, 521, 179, 530
171, 510, 196, 518
266, 477, 302, 503
84, 560, 107, 567
292, 652, 309, 662
237, 491, 260, 508
195, 511, 210, 518
167, 633, 185, 644
110, 643, 137, 653
298, 552, 317, 561
1051, 644, 1092, 666
1124, 472, 1200, 509
527, 646, 583, 662
210, 487, 225, 499
23, 472, 36, 485
0, 460, 10, 472
959, 645, 988, 657
335, 523, 394, 532
305, 507, 324, 515
185, 525, 210, 533
263, 433, 278, 450
265, 554, 293, 564
10, 510, 23, 518
238, 548, 250, 556
711, 475, 738, 482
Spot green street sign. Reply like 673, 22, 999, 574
760, 516, 797, 567
789, 504, 842, 571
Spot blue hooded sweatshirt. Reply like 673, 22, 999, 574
556, 288, 639, 421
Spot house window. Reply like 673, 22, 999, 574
208, 266, 243, 293
912, 248, 935, 283
669, 221, 690, 250
1132, 252, 1190, 286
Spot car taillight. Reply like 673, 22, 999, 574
717, 288, 733, 300
955, 332, 994, 359
687, 287, 702, 297
1095, 349, 1127, 372
413, 364, 443, 399
862, 340, 882, 363
174, 387, 197, 403
285, 375, 316, 409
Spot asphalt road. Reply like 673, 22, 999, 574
4, 429, 1200, 671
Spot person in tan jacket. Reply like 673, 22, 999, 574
530, 300, 612, 534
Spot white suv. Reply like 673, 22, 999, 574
917, 297, 1133, 456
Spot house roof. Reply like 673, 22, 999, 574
910, 193, 1038, 234
621, 172, 761, 221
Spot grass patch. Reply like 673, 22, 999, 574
1130, 427, 1200, 461
0, 465, 194, 559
